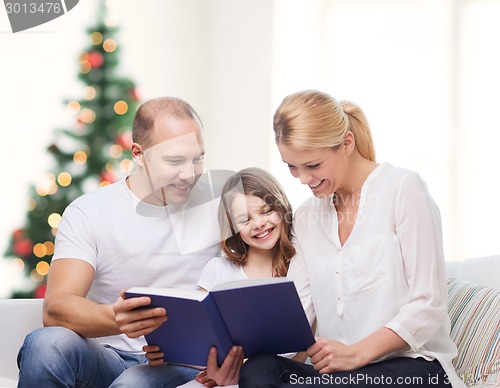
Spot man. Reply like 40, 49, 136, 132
17, 97, 243, 387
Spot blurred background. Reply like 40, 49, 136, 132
1, 0, 499, 297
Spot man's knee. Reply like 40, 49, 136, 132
110, 364, 199, 388
18, 326, 84, 365
23, 326, 82, 349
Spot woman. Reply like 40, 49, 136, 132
239, 90, 465, 387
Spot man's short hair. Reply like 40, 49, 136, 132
132, 97, 202, 149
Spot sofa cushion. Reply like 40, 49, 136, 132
447, 277, 500, 387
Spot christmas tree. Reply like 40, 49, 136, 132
4, 4, 139, 298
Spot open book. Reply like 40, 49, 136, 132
125, 277, 315, 366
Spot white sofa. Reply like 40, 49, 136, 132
1, 256, 499, 388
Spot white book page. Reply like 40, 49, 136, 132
211, 276, 292, 292
126, 287, 208, 301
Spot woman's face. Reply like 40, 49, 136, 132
277, 142, 348, 197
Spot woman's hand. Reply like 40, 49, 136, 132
307, 337, 363, 374
143, 345, 165, 367
308, 329, 408, 374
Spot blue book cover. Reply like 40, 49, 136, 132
125, 277, 315, 366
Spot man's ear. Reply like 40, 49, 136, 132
131, 143, 144, 167
343, 131, 356, 155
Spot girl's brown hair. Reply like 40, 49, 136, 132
219, 167, 295, 277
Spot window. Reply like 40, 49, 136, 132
272, 0, 500, 259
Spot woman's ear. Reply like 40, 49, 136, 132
343, 131, 356, 155
131, 143, 144, 167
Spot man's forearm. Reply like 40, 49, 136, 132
44, 293, 120, 338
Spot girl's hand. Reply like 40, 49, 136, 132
143, 344, 165, 366
204, 346, 244, 386
307, 337, 363, 374
195, 369, 217, 387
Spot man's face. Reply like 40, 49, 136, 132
142, 116, 205, 205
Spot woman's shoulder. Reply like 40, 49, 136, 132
376, 163, 433, 204
374, 162, 427, 188
375, 162, 416, 179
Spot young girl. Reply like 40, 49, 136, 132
145, 167, 309, 386
197, 166, 295, 291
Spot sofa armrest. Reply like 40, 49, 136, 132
446, 255, 500, 289
0, 299, 43, 384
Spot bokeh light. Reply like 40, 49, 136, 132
73, 151, 88, 165
103, 38, 117, 52
108, 144, 123, 158
90, 31, 103, 45
79, 108, 96, 124
30, 270, 43, 283
43, 241, 55, 255
120, 159, 134, 173
11, 258, 25, 272
48, 213, 62, 228
67, 101, 81, 115
36, 174, 58, 196
114, 100, 128, 115
33, 243, 48, 258
83, 86, 97, 100
57, 172, 72, 187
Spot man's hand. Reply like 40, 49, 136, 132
113, 290, 167, 338
197, 346, 244, 387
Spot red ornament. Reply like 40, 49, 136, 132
34, 284, 47, 298
100, 171, 115, 183
13, 229, 25, 241
130, 88, 140, 101
88, 51, 104, 68
14, 238, 33, 257
115, 132, 133, 150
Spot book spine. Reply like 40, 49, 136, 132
203, 294, 234, 365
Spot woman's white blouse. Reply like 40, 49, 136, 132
287, 162, 466, 388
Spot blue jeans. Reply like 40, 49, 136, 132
239, 354, 452, 387
110, 363, 200, 388
17, 327, 199, 388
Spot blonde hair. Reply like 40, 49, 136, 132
219, 167, 295, 277
273, 90, 376, 161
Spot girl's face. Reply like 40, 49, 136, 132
230, 193, 283, 252
277, 142, 348, 198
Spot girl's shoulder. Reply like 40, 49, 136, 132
204, 255, 241, 270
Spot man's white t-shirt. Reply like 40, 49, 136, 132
53, 177, 221, 352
